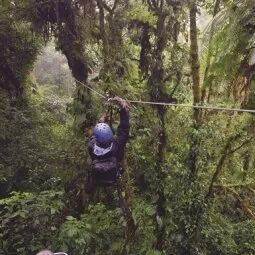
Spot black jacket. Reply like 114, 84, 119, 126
89, 108, 129, 162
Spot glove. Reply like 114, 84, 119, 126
108, 96, 127, 109
36, 250, 54, 255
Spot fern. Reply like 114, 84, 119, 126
202, 0, 255, 52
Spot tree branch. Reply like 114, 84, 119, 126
151, 0, 158, 9
96, 0, 106, 41
213, 185, 255, 219
160, 0, 164, 10
206, 136, 253, 199
226, 138, 252, 156
112, 0, 120, 12
101, 0, 112, 12
101, 0, 120, 13
169, 83, 179, 98
147, 0, 154, 11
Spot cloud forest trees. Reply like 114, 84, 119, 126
0, 0, 255, 255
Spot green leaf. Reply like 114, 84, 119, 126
50, 208, 56, 215
67, 228, 77, 237
66, 215, 75, 221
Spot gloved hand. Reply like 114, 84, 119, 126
108, 96, 127, 109
36, 250, 54, 255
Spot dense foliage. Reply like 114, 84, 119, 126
0, 0, 255, 255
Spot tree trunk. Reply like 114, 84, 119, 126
56, 2, 93, 128
190, 0, 201, 124
146, 4, 168, 249
187, 0, 201, 180
97, 0, 127, 80
185, 4, 202, 253
140, 23, 151, 76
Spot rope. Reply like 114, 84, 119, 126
74, 78, 255, 114
54, 253, 68, 255
126, 100, 255, 113
75, 79, 106, 99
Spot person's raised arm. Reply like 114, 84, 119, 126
108, 96, 129, 146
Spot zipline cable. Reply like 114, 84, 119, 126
74, 78, 255, 114
75, 79, 106, 99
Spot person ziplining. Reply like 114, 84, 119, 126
88, 96, 129, 185
87, 96, 130, 217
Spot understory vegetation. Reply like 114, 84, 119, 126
0, 0, 255, 255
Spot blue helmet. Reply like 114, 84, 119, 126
93, 123, 113, 143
